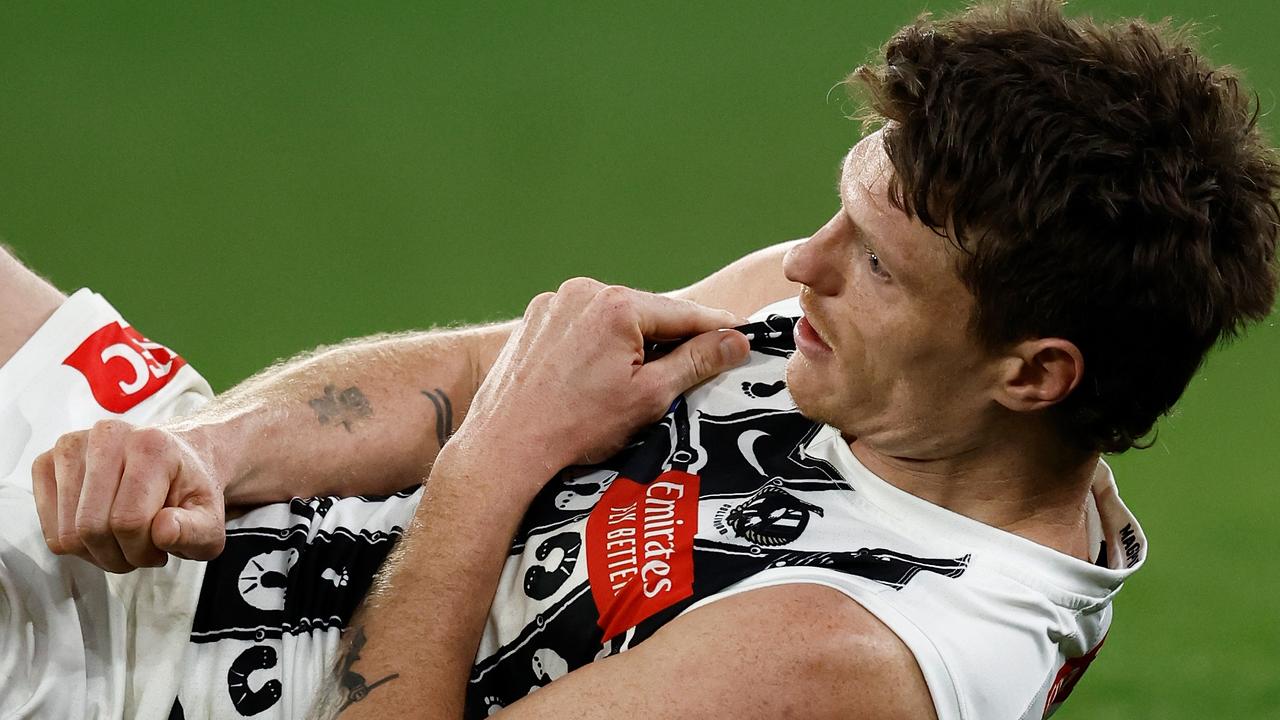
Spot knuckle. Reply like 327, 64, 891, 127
74, 515, 110, 543
558, 276, 600, 296
689, 348, 712, 380
90, 418, 127, 436
595, 284, 631, 305
57, 529, 85, 553
526, 291, 556, 316
125, 427, 170, 460
590, 285, 634, 321
86, 421, 130, 455
31, 450, 53, 480
52, 432, 86, 462
108, 509, 148, 537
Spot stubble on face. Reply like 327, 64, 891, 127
784, 133, 992, 454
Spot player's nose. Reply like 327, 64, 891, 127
784, 214, 846, 296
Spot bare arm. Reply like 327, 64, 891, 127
666, 239, 802, 317
200, 237, 800, 506
34, 240, 800, 570
182, 321, 515, 506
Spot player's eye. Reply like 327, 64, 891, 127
865, 247, 889, 279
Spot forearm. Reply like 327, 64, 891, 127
169, 321, 514, 506
307, 441, 535, 719
171, 245, 790, 507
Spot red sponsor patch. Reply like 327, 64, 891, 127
586, 470, 700, 641
1043, 635, 1105, 718
63, 322, 187, 414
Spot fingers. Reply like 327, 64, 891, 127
640, 328, 750, 414
603, 288, 743, 340
31, 421, 214, 573
32, 451, 60, 549
51, 431, 90, 558
541, 278, 742, 341
110, 431, 179, 568
153, 499, 225, 561
76, 425, 133, 572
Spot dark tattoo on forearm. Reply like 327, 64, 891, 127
421, 388, 454, 448
311, 626, 399, 718
309, 384, 373, 432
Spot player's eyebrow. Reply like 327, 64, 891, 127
834, 146, 907, 278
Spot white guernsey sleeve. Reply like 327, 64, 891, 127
0, 288, 214, 720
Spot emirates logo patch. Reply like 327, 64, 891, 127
585, 470, 699, 641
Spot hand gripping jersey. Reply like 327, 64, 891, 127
470, 297, 1148, 720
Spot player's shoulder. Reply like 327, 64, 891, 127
671, 582, 939, 720
667, 239, 804, 318
619, 581, 939, 720
498, 580, 937, 719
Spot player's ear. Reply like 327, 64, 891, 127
991, 337, 1083, 412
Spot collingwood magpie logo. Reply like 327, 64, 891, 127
719, 482, 824, 547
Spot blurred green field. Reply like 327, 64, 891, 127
1, 2, 1276, 717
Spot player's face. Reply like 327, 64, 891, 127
783, 131, 1004, 459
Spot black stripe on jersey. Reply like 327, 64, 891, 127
190, 520, 401, 643
693, 537, 972, 589
225, 524, 405, 545
189, 615, 345, 642
742, 315, 797, 358
698, 478, 849, 500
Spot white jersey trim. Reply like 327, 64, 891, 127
808, 425, 1146, 608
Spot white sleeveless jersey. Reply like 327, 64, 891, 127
470, 296, 1148, 720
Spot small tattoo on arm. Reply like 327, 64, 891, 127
421, 388, 454, 448
331, 626, 399, 715
310, 384, 373, 432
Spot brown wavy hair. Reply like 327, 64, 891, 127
851, 0, 1280, 453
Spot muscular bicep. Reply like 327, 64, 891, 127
492, 583, 937, 720
666, 240, 804, 318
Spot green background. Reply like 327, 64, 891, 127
1, 1, 1276, 717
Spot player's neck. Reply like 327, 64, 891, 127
848, 426, 1098, 562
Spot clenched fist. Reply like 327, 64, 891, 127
31, 419, 226, 573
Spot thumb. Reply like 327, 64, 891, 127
644, 328, 750, 398
152, 502, 226, 561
